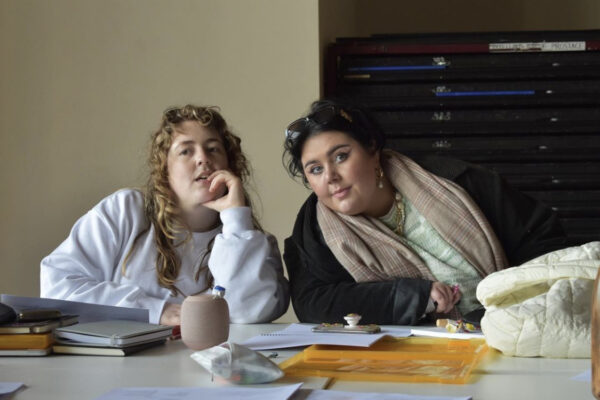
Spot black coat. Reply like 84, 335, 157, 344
283, 156, 568, 325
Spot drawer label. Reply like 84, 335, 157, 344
489, 41, 586, 52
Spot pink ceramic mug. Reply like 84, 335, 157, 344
181, 286, 229, 350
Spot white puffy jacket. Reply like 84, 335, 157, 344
476, 241, 600, 358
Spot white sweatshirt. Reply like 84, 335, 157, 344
40, 189, 289, 324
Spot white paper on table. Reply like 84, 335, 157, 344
293, 388, 472, 400
94, 383, 303, 400
241, 323, 410, 350
410, 326, 484, 340
380, 326, 414, 337
0, 382, 24, 396
571, 369, 591, 382
0, 294, 148, 323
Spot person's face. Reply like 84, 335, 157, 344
167, 121, 229, 213
301, 130, 380, 216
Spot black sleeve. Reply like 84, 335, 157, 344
454, 163, 569, 266
283, 236, 432, 326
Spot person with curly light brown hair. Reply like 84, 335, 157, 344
41, 105, 289, 325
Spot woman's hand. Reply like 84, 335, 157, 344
202, 170, 246, 212
159, 302, 181, 326
430, 282, 461, 314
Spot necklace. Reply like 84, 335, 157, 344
378, 191, 406, 236
392, 192, 405, 236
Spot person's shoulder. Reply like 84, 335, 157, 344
287, 192, 322, 249
413, 155, 471, 179
411, 154, 497, 181
299, 192, 318, 214
292, 193, 318, 228
92, 188, 145, 221
95, 188, 143, 208
419, 156, 506, 193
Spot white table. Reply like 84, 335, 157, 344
0, 323, 595, 399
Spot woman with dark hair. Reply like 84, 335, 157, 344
41, 105, 289, 325
282, 99, 567, 325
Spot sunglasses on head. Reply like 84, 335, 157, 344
285, 105, 353, 141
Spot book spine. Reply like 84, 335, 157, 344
0, 333, 54, 349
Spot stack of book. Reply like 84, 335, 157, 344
0, 312, 78, 356
53, 320, 173, 356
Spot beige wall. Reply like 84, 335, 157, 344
0, 1, 318, 324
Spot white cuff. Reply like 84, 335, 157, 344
220, 207, 253, 235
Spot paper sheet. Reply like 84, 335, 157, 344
0, 382, 24, 396
410, 327, 484, 340
241, 324, 410, 350
0, 294, 148, 323
94, 383, 302, 400
293, 389, 471, 400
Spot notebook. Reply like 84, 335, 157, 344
0, 332, 54, 350
0, 294, 148, 323
0, 347, 52, 356
53, 339, 166, 356
54, 320, 172, 346
0, 315, 78, 334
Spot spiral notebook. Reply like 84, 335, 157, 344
241, 323, 410, 350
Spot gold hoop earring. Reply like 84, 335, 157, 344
376, 167, 384, 189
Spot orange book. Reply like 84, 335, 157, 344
0, 332, 54, 349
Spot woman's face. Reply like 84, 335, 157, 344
301, 130, 380, 216
167, 121, 229, 213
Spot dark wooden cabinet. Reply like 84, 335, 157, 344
325, 30, 600, 245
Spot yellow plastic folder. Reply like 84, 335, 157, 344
279, 336, 488, 384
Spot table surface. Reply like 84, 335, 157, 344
0, 323, 595, 400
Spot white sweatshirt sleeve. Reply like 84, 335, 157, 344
209, 207, 290, 323
40, 191, 168, 324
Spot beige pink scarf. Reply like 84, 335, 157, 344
316, 151, 508, 282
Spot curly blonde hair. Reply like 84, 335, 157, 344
124, 105, 261, 295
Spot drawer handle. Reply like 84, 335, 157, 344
432, 140, 452, 149
432, 112, 451, 121
433, 56, 450, 66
